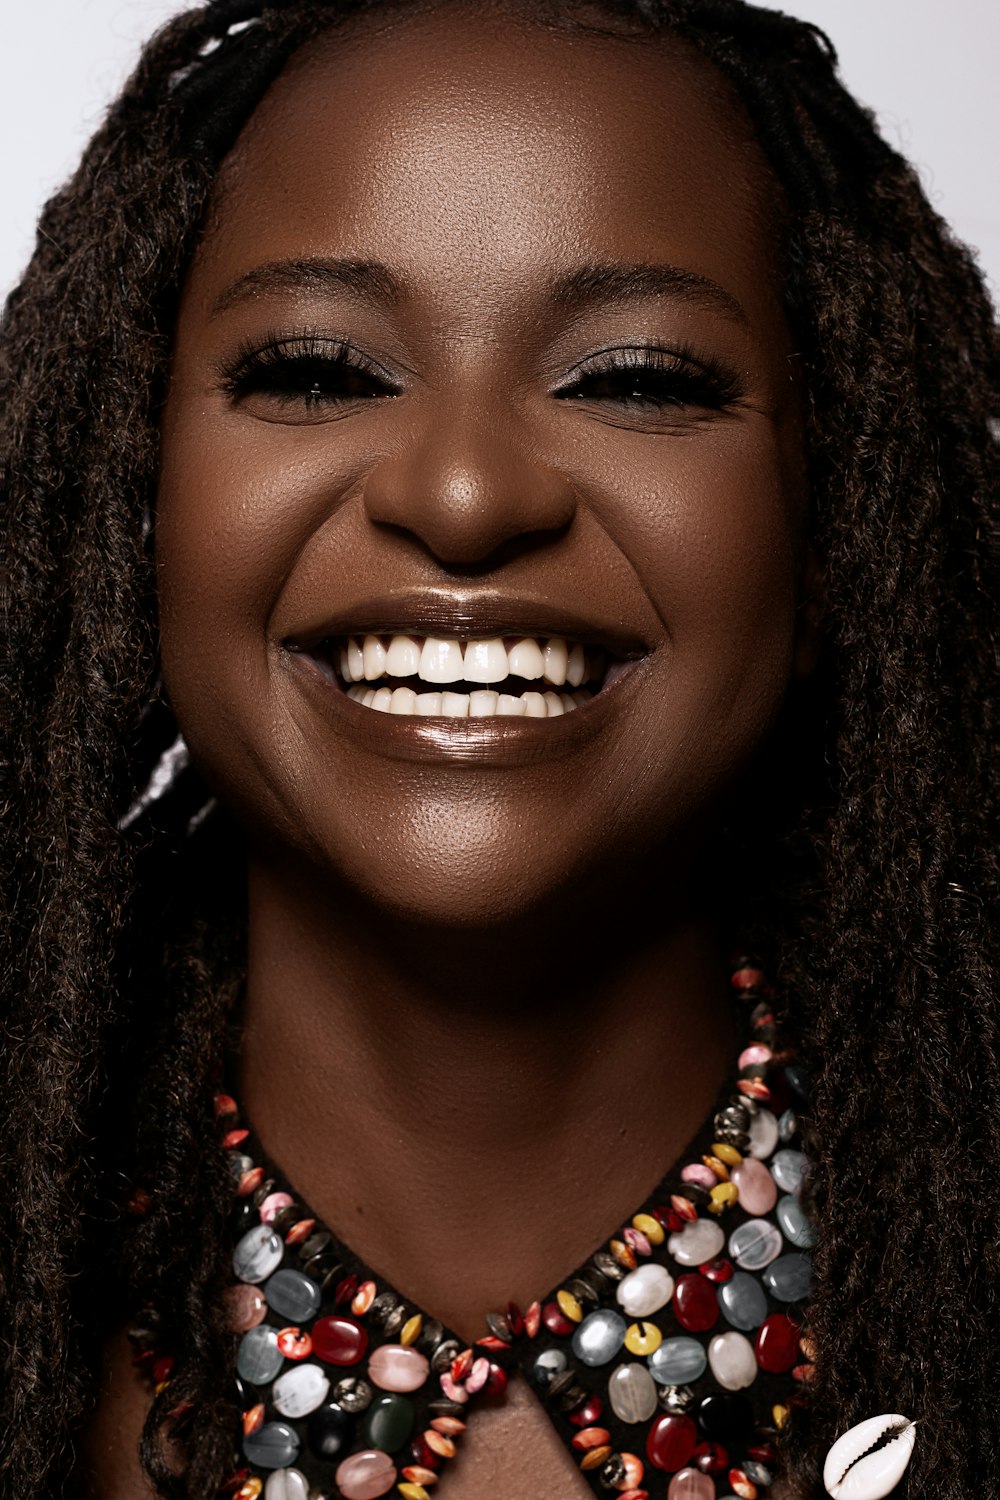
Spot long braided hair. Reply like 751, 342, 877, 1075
1, 1, 997, 1496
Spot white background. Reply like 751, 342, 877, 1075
2, 0, 997, 303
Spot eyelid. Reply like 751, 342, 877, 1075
215, 329, 403, 393
552, 341, 708, 389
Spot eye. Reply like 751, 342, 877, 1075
554, 345, 739, 415
218, 334, 401, 421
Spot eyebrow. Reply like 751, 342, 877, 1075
210, 255, 748, 326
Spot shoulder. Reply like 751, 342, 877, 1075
70, 1325, 180, 1500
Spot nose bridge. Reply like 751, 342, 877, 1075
361, 382, 576, 566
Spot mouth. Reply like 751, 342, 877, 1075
298, 631, 627, 718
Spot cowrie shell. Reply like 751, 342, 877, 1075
823, 1414, 917, 1499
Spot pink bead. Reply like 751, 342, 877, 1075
668, 1469, 716, 1500
439, 1373, 469, 1404
624, 1227, 652, 1257
681, 1163, 718, 1191
334, 1449, 397, 1499
731, 1158, 778, 1215
223, 1282, 266, 1332
738, 1043, 773, 1070
368, 1344, 431, 1393
259, 1191, 294, 1223
465, 1357, 491, 1394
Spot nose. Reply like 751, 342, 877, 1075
361, 404, 577, 568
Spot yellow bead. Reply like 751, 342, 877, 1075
398, 1486, 431, 1500
400, 1314, 423, 1347
709, 1182, 740, 1214
711, 1141, 743, 1166
235, 1483, 263, 1500
631, 1212, 665, 1246
610, 1238, 638, 1270
557, 1288, 584, 1323
773, 1403, 790, 1431
703, 1153, 730, 1181
624, 1320, 663, 1356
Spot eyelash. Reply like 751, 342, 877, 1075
217, 334, 739, 414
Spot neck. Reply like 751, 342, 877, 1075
237, 857, 737, 1339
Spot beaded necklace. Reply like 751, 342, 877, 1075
133, 959, 815, 1500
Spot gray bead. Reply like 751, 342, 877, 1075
571, 1309, 626, 1367
744, 1461, 774, 1486
777, 1193, 817, 1249
237, 1325, 284, 1385
771, 1148, 807, 1193
600, 1455, 627, 1488
648, 1336, 707, 1385
778, 1108, 798, 1143
608, 1362, 658, 1423
657, 1382, 698, 1413
265, 1268, 322, 1323
728, 1218, 783, 1271
431, 1339, 462, 1373
233, 1224, 285, 1284
532, 1348, 568, 1387
272, 1362, 330, 1419
592, 1251, 625, 1282
719, 1271, 769, 1331
368, 1291, 399, 1328
229, 1152, 255, 1180
763, 1253, 812, 1303
333, 1377, 373, 1413
383, 1304, 408, 1337
264, 1471, 310, 1500
243, 1420, 301, 1470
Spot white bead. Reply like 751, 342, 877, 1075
272, 1362, 331, 1419
747, 1107, 780, 1159
616, 1262, 674, 1316
608, 1361, 658, 1423
265, 1470, 310, 1500
823, 1415, 917, 1500
668, 1217, 724, 1266
707, 1331, 757, 1391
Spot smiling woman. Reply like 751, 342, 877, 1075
0, 4, 996, 1500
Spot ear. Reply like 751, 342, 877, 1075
792, 544, 824, 679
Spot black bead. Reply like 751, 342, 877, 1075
599, 1454, 626, 1489
591, 1251, 624, 1282
486, 1311, 513, 1343
417, 1318, 445, 1353
431, 1339, 462, 1373
566, 1277, 600, 1307
544, 1370, 577, 1402
676, 1182, 710, 1208
428, 1397, 467, 1418
697, 1392, 754, 1446
307, 1400, 355, 1460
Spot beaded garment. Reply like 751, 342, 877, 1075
133, 961, 814, 1500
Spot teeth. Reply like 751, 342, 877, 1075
390, 686, 417, 714
469, 690, 499, 717
497, 694, 526, 716
522, 691, 547, 717
345, 685, 593, 718
415, 692, 443, 716
441, 691, 470, 717
566, 642, 586, 687
507, 638, 544, 680
543, 691, 565, 716
464, 638, 509, 683
419, 637, 465, 684
385, 635, 421, 677
332, 632, 611, 692
363, 634, 386, 679
347, 638, 365, 679
371, 686, 393, 712
542, 638, 568, 686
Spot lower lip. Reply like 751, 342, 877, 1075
284, 652, 645, 764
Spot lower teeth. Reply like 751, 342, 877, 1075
345, 685, 594, 717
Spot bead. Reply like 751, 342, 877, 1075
264, 1470, 309, 1500
681, 1164, 718, 1191
233, 1225, 285, 1284
272, 1363, 331, 1418
702, 1156, 730, 1182
609, 1362, 658, 1423
738, 1044, 772, 1069
747, 1109, 780, 1160
352, 1281, 377, 1316
711, 1142, 743, 1167
368, 1346, 431, 1394
730, 1159, 778, 1216
708, 1183, 740, 1214
707, 1332, 757, 1391
727, 1220, 783, 1272
237, 1326, 284, 1386
592, 1251, 626, 1281
401, 1467, 439, 1486
762, 1253, 812, 1303
570, 1395, 604, 1427
646, 1414, 697, 1472
755, 1314, 800, 1374
524, 1301, 542, 1336
398, 1486, 431, 1500
773, 1404, 790, 1431
696, 1392, 754, 1446
557, 1288, 584, 1323
225, 1283, 268, 1333
333, 1377, 374, 1413
668, 1220, 724, 1267
719, 1271, 768, 1331
648, 1337, 707, 1386
235, 1482, 263, 1500
669, 1194, 699, 1222
243, 1421, 301, 1470
672, 1275, 719, 1333
784, 1064, 810, 1102
334, 1449, 398, 1500
464, 1358, 490, 1394
692, 1440, 728, 1473
306, 1399, 355, 1460
770, 1149, 807, 1194
699, 1257, 734, 1284
625, 1321, 662, 1356
620, 1453, 645, 1488
542, 1299, 576, 1337
778, 1108, 797, 1143
276, 1328, 312, 1360
424, 1430, 456, 1459
284, 1218, 317, 1246
667, 1470, 715, 1500
822, 1415, 916, 1500
777, 1194, 817, 1249
532, 1349, 568, 1387
658, 1383, 698, 1413
238, 1167, 266, 1197
610, 1237, 639, 1269
437, 1375, 468, 1405
579, 1445, 613, 1472
400, 1315, 424, 1347
728, 1467, 758, 1499
632, 1212, 665, 1246
570, 1426, 611, 1451
617, 1263, 674, 1317
362, 1394, 416, 1454
311, 1316, 369, 1366
572, 1309, 627, 1366
259, 1192, 295, 1223
265, 1269, 322, 1324
430, 1416, 466, 1436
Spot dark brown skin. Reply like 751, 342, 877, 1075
82, 8, 814, 1495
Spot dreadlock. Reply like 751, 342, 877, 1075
1, 1, 996, 1495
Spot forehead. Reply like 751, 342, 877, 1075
192, 6, 786, 325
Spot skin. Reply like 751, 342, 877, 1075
81, 7, 814, 1496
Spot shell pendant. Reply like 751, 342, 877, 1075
823, 1414, 917, 1499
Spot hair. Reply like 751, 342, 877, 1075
1, 0, 997, 1495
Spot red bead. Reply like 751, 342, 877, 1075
311, 1315, 368, 1366
570, 1396, 604, 1427
524, 1301, 542, 1338
409, 1434, 441, 1470
646, 1414, 697, 1472
693, 1440, 728, 1474
214, 1093, 239, 1118
152, 1355, 174, 1384
276, 1327, 313, 1359
571, 1426, 611, 1452
730, 966, 765, 991
484, 1362, 508, 1396
699, 1257, 734, 1284
236, 1167, 264, 1197
670, 1194, 699, 1223
748, 1444, 777, 1465
451, 1348, 474, 1383
222, 1128, 250, 1149
475, 1335, 509, 1353
333, 1275, 359, 1307
673, 1274, 719, 1332
505, 1302, 525, 1337
755, 1313, 800, 1374
541, 1299, 575, 1337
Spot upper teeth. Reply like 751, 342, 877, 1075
336, 634, 600, 689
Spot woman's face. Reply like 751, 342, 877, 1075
157, 6, 812, 927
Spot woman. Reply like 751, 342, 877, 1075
1, 1, 995, 1498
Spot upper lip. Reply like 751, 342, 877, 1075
281, 589, 651, 659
